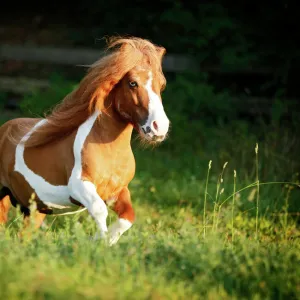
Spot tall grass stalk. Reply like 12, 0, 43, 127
203, 160, 212, 238
255, 143, 259, 241
283, 185, 292, 240
213, 162, 228, 231
232, 170, 237, 243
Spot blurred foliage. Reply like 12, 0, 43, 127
2, 0, 300, 98
163, 73, 235, 122
62, 1, 300, 71
0, 93, 6, 108
20, 74, 77, 118
63, 0, 299, 96
67, 1, 256, 70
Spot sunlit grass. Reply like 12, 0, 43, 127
1, 138, 299, 299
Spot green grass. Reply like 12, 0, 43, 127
1, 215, 299, 300
1, 129, 300, 299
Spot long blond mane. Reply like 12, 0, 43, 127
24, 36, 166, 148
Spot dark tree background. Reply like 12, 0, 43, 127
1, 0, 300, 116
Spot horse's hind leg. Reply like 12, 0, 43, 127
18, 209, 47, 239
23, 210, 47, 230
0, 187, 11, 225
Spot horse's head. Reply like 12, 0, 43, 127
114, 55, 170, 143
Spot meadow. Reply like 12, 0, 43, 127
0, 74, 299, 299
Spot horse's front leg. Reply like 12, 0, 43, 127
69, 180, 108, 239
108, 187, 135, 246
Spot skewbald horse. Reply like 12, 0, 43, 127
0, 37, 170, 245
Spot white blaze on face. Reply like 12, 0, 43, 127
141, 71, 169, 140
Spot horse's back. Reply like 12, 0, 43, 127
0, 117, 40, 143
0, 117, 40, 155
0, 118, 40, 187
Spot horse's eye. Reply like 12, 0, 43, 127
129, 81, 138, 88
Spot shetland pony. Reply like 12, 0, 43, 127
0, 37, 170, 245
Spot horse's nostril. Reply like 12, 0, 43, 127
152, 121, 158, 132
143, 126, 151, 134
142, 126, 149, 134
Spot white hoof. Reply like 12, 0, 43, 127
107, 218, 132, 246
108, 233, 121, 247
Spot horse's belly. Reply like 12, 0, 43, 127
49, 205, 86, 216
40, 188, 86, 215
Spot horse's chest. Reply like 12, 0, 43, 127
83, 150, 135, 198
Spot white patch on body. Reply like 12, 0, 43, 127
14, 120, 71, 210
68, 110, 108, 236
108, 218, 132, 246
141, 71, 169, 140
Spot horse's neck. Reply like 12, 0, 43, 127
88, 106, 133, 147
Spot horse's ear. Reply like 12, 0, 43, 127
156, 46, 166, 60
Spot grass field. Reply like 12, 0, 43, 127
0, 78, 300, 299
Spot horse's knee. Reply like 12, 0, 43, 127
70, 181, 107, 216
120, 204, 135, 223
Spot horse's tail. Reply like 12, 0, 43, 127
0, 119, 19, 187
0, 121, 10, 183
0, 121, 18, 210
0, 122, 11, 208
0, 121, 8, 148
